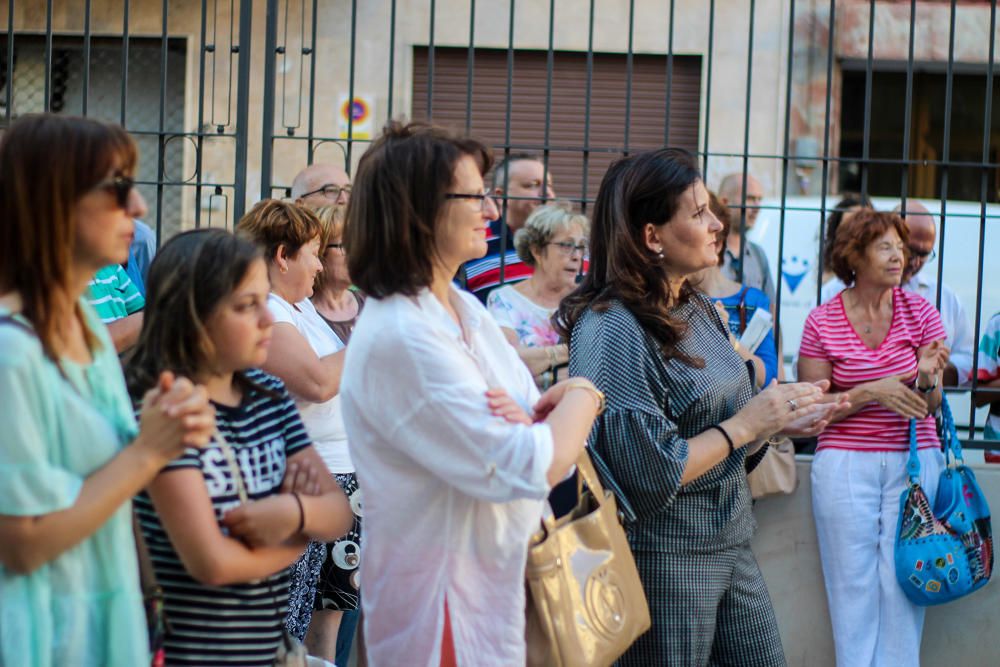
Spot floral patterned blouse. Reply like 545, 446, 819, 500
486, 284, 559, 348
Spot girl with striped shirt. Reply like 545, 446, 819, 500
127, 229, 352, 666
799, 210, 949, 667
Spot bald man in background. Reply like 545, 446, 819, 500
821, 201, 974, 387
292, 163, 352, 209
718, 172, 775, 303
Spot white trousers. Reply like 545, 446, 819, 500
811, 447, 944, 667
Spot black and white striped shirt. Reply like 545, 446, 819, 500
570, 295, 766, 554
135, 369, 311, 666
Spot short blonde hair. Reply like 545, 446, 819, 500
313, 204, 346, 249
513, 201, 590, 266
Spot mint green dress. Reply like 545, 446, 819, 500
0, 302, 148, 666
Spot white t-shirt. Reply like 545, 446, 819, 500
267, 294, 352, 473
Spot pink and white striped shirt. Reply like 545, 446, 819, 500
800, 287, 946, 451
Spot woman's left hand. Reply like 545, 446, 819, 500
486, 388, 533, 425
917, 340, 950, 379
222, 494, 300, 548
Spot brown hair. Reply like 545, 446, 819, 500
236, 199, 321, 264
345, 121, 492, 298
0, 114, 137, 360
708, 190, 731, 266
555, 148, 706, 366
829, 209, 910, 285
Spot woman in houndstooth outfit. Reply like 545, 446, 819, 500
557, 148, 842, 665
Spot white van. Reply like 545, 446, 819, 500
747, 196, 1000, 443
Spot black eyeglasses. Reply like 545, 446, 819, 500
326, 243, 345, 252
909, 247, 937, 261
444, 191, 494, 211
93, 176, 135, 208
302, 184, 352, 200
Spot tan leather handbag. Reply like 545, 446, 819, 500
525, 450, 650, 667
747, 437, 798, 499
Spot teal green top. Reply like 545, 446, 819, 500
87, 264, 145, 323
0, 301, 148, 667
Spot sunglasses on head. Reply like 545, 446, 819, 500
93, 175, 135, 208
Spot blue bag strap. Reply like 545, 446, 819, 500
907, 417, 921, 484
939, 394, 964, 465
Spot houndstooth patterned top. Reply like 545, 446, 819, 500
569, 294, 766, 554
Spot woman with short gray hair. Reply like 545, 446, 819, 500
487, 202, 589, 388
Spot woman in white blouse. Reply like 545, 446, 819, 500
235, 199, 355, 655
486, 202, 588, 388
340, 122, 602, 667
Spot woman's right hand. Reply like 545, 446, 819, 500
730, 380, 826, 443
137, 371, 216, 465
867, 374, 928, 418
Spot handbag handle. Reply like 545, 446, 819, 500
906, 395, 964, 486
573, 449, 606, 508
906, 418, 921, 484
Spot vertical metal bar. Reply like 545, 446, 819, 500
499, 0, 516, 284
736, 0, 756, 284
386, 0, 396, 121
774, 0, 796, 346
82, 0, 92, 115
194, 0, 209, 228
259, 0, 278, 200
815, 0, 837, 306
969, 0, 996, 437
859, 0, 875, 200
702, 0, 715, 180
541, 0, 555, 204
426, 0, 435, 120
463, 0, 475, 135
345, 0, 358, 170
936, 0, 957, 309
120, 0, 130, 125
623, 0, 635, 156
580, 0, 595, 214
305, 0, 318, 161
898, 0, 917, 213
155, 0, 169, 245
43, 0, 52, 112
5, 0, 14, 124
233, 0, 253, 220
663, 0, 675, 145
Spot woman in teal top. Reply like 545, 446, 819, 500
0, 114, 215, 666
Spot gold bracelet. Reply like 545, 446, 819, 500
563, 379, 606, 415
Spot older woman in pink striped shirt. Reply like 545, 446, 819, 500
798, 209, 950, 667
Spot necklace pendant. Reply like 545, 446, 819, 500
864, 325, 872, 334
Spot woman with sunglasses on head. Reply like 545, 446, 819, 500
0, 114, 215, 666
127, 228, 352, 666
341, 121, 601, 666
486, 201, 588, 389
556, 148, 840, 665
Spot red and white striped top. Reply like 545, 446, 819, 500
800, 287, 946, 451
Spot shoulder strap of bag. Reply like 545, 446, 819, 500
737, 286, 749, 333
906, 418, 921, 485
584, 446, 638, 524
939, 395, 964, 465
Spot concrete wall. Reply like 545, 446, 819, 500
753, 457, 1000, 667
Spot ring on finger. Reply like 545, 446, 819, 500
787, 399, 798, 411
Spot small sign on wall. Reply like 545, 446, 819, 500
338, 94, 374, 139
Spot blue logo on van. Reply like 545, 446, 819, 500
781, 255, 811, 293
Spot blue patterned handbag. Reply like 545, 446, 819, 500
894, 397, 994, 606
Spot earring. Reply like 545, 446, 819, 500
656, 247, 664, 260
280, 266, 288, 274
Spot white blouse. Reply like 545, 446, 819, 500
341, 285, 554, 667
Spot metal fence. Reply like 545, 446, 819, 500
2, 0, 999, 448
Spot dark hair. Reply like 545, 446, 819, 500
708, 190, 731, 266
822, 193, 872, 269
236, 199, 322, 264
0, 114, 137, 360
829, 209, 910, 285
490, 152, 542, 191
124, 228, 268, 399
555, 148, 705, 366
345, 121, 492, 298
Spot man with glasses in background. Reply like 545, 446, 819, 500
292, 162, 352, 209
718, 172, 775, 303
462, 153, 556, 303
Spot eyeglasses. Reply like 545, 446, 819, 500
302, 184, 352, 200
326, 243, 345, 252
547, 241, 589, 258
93, 175, 135, 208
444, 191, 495, 211
909, 246, 936, 261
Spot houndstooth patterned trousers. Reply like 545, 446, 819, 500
617, 542, 786, 667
